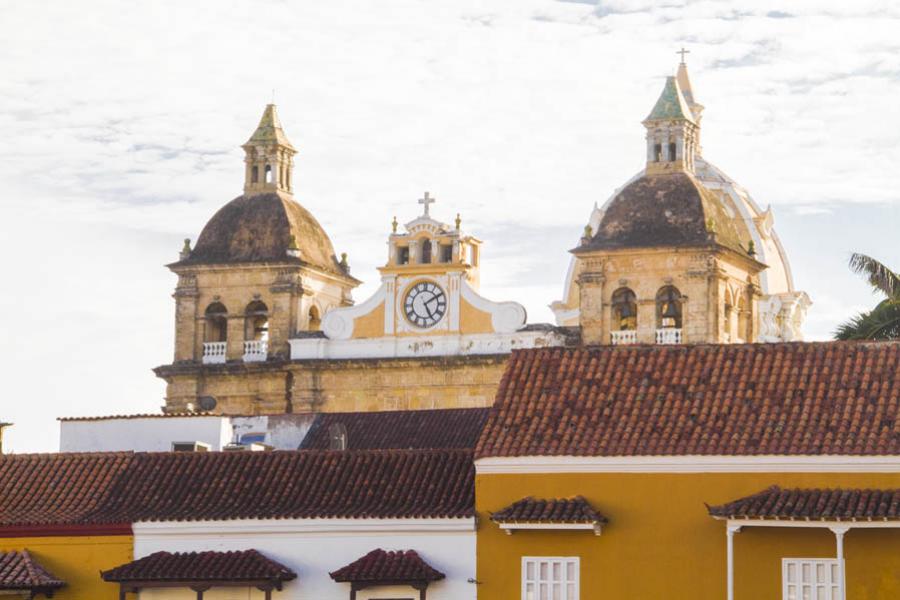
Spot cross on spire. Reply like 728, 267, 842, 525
418, 191, 436, 217
677, 47, 690, 64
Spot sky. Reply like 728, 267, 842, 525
1, 0, 899, 453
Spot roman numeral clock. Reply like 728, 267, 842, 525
404, 281, 447, 329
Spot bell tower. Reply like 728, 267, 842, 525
243, 104, 296, 196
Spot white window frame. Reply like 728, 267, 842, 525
521, 556, 580, 600
782, 558, 842, 600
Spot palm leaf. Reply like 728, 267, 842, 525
834, 299, 900, 340
848, 253, 900, 299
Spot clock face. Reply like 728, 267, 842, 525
404, 281, 447, 328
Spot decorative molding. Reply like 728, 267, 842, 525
475, 455, 900, 474
290, 330, 565, 360
459, 280, 526, 333
320, 283, 388, 340
134, 517, 476, 536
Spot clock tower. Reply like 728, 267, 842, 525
289, 193, 566, 360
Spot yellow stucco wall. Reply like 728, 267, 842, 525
476, 472, 900, 600
0, 535, 132, 600
349, 301, 386, 338
459, 296, 494, 335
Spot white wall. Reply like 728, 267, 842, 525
59, 414, 316, 452
59, 416, 234, 452
133, 519, 477, 600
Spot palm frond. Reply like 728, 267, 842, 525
834, 299, 900, 340
848, 253, 900, 299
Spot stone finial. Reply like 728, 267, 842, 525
706, 217, 717, 234
581, 224, 593, 245
747, 239, 757, 257
339, 252, 350, 273
286, 234, 302, 258
180, 238, 192, 260
455, 213, 461, 230
391, 216, 398, 233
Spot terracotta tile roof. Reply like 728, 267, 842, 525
330, 549, 445, 584
0, 551, 65, 591
299, 408, 489, 450
0, 449, 474, 527
491, 496, 607, 524
476, 342, 900, 458
102, 550, 296, 584
708, 486, 900, 521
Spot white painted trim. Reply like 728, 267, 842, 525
459, 279, 526, 333
475, 455, 900, 474
722, 518, 900, 530
134, 517, 476, 536
499, 522, 602, 536
290, 330, 565, 360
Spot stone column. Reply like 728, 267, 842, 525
578, 257, 605, 345
173, 275, 199, 362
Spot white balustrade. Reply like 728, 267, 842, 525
655, 328, 683, 345
243, 340, 268, 362
202, 341, 227, 364
610, 330, 638, 345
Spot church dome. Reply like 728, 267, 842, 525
186, 192, 348, 276
577, 172, 752, 256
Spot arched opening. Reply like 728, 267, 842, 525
201, 302, 228, 364
265, 164, 272, 183
204, 302, 228, 342
668, 142, 677, 161
653, 143, 662, 162
285, 169, 291, 190
656, 286, 683, 329
243, 300, 269, 362
308, 305, 321, 331
420, 238, 432, 264
611, 288, 637, 331
251, 166, 259, 183
245, 300, 269, 341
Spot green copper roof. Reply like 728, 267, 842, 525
645, 76, 695, 123
246, 104, 294, 149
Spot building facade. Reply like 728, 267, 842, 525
551, 61, 810, 346
474, 342, 900, 600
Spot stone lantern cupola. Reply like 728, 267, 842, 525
643, 75, 699, 175
243, 104, 296, 196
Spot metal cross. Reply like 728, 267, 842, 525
418, 191, 436, 217
677, 47, 690, 64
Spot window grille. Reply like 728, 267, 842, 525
782, 558, 841, 600
522, 557, 579, 600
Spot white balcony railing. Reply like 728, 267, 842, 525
655, 328, 683, 345
610, 330, 638, 345
243, 340, 268, 362
202, 341, 227, 364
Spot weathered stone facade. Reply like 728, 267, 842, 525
156, 355, 508, 414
